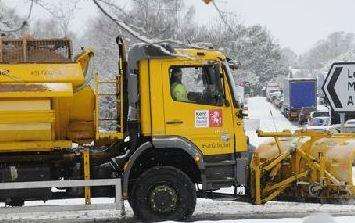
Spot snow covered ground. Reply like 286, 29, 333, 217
245, 96, 299, 147
0, 97, 354, 222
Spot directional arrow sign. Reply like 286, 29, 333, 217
323, 62, 355, 112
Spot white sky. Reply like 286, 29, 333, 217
5, 0, 355, 54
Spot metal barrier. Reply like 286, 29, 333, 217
0, 178, 125, 216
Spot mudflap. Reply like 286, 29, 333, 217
0, 165, 51, 204
236, 157, 249, 186
237, 143, 255, 199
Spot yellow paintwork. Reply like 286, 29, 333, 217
75, 49, 94, 77
0, 110, 55, 123
83, 150, 91, 205
251, 130, 355, 204
161, 60, 235, 156
0, 100, 50, 110
0, 140, 71, 152
139, 48, 248, 156
0, 39, 248, 158
0, 123, 51, 141
0, 100, 53, 142
0, 83, 73, 98
139, 59, 152, 136
68, 86, 96, 142
96, 131, 124, 145
0, 63, 85, 86
174, 48, 226, 61
0, 43, 98, 152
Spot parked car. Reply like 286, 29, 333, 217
272, 95, 280, 107
266, 82, 281, 101
331, 119, 355, 133
275, 95, 284, 108
343, 119, 355, 133
308, 111, 330, 122
269, 91, 281, 104
306, 116, 332, 131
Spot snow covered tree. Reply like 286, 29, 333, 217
30, 19, 64, 38
197, 18, 289, 84
230, 25, 289, 83
30, 0, 80, 37
79, 0, 290, 98
281, 47, 298, 68
128, 0, 196, 40
299, 32, 355, 71
61, 0, 291, 127
0, 1, 27, 37
80, 0, 198, 78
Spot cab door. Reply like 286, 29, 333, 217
162, 61, 235, 156
223, 62, 248, 153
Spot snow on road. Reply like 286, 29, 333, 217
247, 97, 296, 132
245, 96, 298, 147
0, 97, 354, 222
191, 214, 355, 223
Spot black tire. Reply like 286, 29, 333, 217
130, 166, 196, 222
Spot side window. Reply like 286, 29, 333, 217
169, 65, 225, 106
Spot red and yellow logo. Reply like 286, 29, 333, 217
209, 109, 223, 127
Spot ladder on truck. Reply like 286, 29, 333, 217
95, 37, 127, 142
95, 73, 124, 141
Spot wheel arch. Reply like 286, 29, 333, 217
122, 136, 205, 198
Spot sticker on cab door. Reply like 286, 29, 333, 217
195, 110, 209, 128
209, 109, 223, 127
195, 109, 222, 128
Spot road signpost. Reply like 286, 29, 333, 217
323, 62, 355, 127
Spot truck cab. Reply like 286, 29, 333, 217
121, 43, 250, 220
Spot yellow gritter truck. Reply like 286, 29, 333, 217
0, 36, 353, 221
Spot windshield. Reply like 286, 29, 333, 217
313, 112, 329, 117
223, 61, 239, 107
346, 120, 355, 126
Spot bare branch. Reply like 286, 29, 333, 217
95, 0, 130, 18
0, 0, 33, 33
32, 0, 81, 36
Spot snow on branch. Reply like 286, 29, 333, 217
0, 0, 33, 33
92, 0, 193, 58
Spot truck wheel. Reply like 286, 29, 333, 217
130, 166, 196, 221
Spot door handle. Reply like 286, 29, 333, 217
166, 119, 184, 125
221, 133, 231, 142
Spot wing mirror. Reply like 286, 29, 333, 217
237, 109, 248, 119
227, 58, 240, 70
